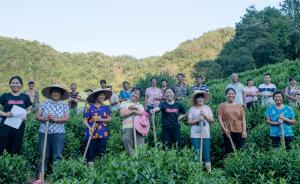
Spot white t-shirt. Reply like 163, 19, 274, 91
226, 82, 244, 105
188, 105, 213, 138
120, 100, 144, 128
258, 83, 276, 106
145, 87, 163, 106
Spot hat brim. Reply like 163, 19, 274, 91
191, 91, 209, 104
134, 115, 150, 136
42, 86, 69, 101
87, 89, 112, 103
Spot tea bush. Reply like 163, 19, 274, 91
0, 151, 33, 184
1, 59, 300, 183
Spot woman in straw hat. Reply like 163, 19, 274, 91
35, 84, 70, 181
119, 87, 146, 156
83, 88, 112, 166
187, 91, 213, 172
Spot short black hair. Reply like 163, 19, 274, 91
9, 76, 23, 86
99, 79, 106, 84
273, 91, 284, 100
150, 77, 158, 82
177, 73, 184, 77
195, 75, 203, 79
289, 77, 296, 82
132, 87, 142, 93
225, 87, 236, 95
165, 87, 175, 94
161, 79, 168, 83
122, 81, 130, 87
264, 73, 271, 77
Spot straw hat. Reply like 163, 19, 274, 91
191, 90, 209, 105
86, 88, 112, 103
42, 84, 69, 100
134, 112, 150, 136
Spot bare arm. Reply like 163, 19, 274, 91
266, 117, 280, 126
242, 112, 247, 138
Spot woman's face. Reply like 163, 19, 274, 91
96, 93, 106, 103
290, 79, 297, 87
165, 89, 174, 101
10, 79, 22, 93
161, 81, 167, 87
247, 80, 254, 86
195, 97, 205, 106
51, 91, 61, 101
131, 90, 140, 102
226, 90, 236, 103
274, 93, 283, 105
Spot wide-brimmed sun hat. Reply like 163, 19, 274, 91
191, 90, 209, 105
87, 88, 112, 103
134, 112, 150, 136
42, 84, 69, 100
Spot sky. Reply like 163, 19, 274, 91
0, 0, 282, 58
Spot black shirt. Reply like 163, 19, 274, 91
159, 101, 186, 127
0, 93, 32, 123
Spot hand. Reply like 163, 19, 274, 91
131, 109, 137, 115
223, 128, 230, 135
5, 112, 13, 117
129, 105, 138, 110
150, 109, 155, 114
92, 115, 102, 122
242, 132, 247, 138
88, 126, 94, 133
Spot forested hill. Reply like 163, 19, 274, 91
0, 27, 234, 92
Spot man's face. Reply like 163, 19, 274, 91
231, 74, 238, 83
196, 77, 203, 85
28, 83, 35, 89
177, 75, 184, 82
70, 84, 77, 92
264, 75, 271, 84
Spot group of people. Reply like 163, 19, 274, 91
0, 72, 299, 180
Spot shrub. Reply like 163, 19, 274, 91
0, 152, 33, 184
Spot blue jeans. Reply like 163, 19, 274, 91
38, 133, 65, 172
191, 138, 211, 163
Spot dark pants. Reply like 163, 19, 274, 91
161, 125, 181, 149
246, 101, 257, 108
271, 136, 293, 150
86, 138, 107, 162
38, 133, 65, 172
0, 123, 25, 155
223, 132, 245, 154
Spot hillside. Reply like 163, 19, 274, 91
1, 58, 299, 183
0, 27, 234, 92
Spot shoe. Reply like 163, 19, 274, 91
205, 162, 212, 173
87, 161, 94, 167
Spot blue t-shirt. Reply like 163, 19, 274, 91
265, 105, 295, 137
119, 90, 132, 101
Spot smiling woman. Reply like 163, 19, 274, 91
0, 76, 32, 155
